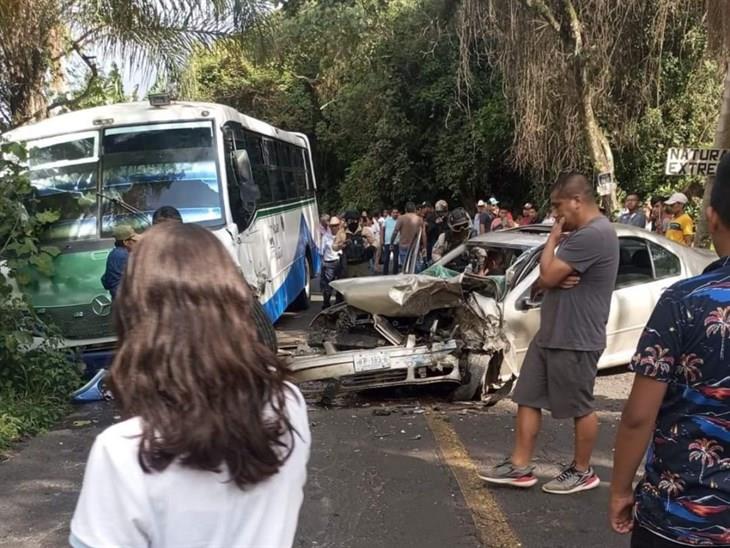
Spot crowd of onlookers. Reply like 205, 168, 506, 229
616, 191, 695, 246
316, 189, 698, 302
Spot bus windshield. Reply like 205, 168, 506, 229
101, 121, 223, 234
28, 131, 99, 242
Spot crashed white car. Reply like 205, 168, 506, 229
290, 224, 715, 400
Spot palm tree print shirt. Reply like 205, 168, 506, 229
630, 256, 730, 546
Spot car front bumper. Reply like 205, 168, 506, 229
288, 340, 462, 392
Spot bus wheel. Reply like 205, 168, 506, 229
290, 256, 311, 311
251, 298, 278, 352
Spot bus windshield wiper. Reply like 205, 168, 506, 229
96, 191, 151, 227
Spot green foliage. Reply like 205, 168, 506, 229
0, 143, 81, 450
614, 25, 722, 202
188, 0, 526, 213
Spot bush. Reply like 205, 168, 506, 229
0, 142, 81, 451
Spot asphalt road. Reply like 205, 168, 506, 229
0, 292, 635, 548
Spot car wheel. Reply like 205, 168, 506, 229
290, 256, 311, 311
251, 297, 278, 353
450, 355, 489, 401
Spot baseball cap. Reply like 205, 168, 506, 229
665, 192, 688, 205
329, 216, 342, 226
477, 199, 486, 207
488, 197, 499, 206
523, 202, 534, 209
435, 199, 448, 212
112, 225, 140, 242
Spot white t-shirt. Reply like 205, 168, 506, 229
70, 384, 310, 548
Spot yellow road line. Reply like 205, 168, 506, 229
425, 413, 521, 548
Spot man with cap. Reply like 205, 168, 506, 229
664, 192, 693, 245
101, 225, 140, 300
519, 203, 539, 226
473, 200, 492, 236
320, 216, 343, 309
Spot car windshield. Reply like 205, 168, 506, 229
427, 242, 528, 299
100, 121, 223, 234
27, 131, 99, 242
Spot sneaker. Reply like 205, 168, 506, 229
478, 458, 538, 488
541, 462, 600, 494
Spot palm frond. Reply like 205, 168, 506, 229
67, 0, 275, 78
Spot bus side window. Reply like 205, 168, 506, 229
292, 146, 308, 197
277, 141, 297, 200
263, 138, 286, 202
243, 130, 272, 205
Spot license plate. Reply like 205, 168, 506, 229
353, 352, 390, 372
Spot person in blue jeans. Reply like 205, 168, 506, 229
381, 208, 400, 274
101, 225, 140, 300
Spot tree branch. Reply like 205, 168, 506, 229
562, 0, 583, 55
523, 0, 561, 34
42, 46, 98, 118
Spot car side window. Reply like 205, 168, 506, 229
616, 238, 654, 288
648, 241, 681, 279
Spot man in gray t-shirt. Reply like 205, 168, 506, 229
537, 215, 619, 351
480, 173, 619, 496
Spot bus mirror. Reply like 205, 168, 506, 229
233, 149, 252, 184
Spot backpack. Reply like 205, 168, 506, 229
345, 232, 368, 264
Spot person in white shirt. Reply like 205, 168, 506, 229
321, 216, 344, 308
70, 222, 310, 548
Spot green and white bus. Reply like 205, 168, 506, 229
5, 97, 321, 367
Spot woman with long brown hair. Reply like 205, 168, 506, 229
70, 223, 310, 548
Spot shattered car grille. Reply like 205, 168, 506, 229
340, 368, 409, 387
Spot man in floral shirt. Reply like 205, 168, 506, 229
611, 155, 730, 546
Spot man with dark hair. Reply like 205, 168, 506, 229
618, 193, 647, 228
152, 206, 183, 224
480, 172, 619, 494
649, 195, 669, 234
391, 201, 426, 271
381, 208, 400, 275
610, 154, 730, 546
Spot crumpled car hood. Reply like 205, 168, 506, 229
329, 273, 500, 317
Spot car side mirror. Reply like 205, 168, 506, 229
517, 295, 541, 310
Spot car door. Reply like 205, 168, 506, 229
501, 249, 543, 370
601, 237, 683, 367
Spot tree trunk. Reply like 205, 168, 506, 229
695, 60, 730, 247
563, 0, 617, 213
577, 70, 617, 212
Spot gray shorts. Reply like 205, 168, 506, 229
512, 341, 602, 419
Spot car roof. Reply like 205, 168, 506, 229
468, 225, 550, 249
469, 222, 716, 263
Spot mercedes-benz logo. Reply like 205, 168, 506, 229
91, 294, 112, 317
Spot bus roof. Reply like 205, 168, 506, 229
3, 101, 308, 147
